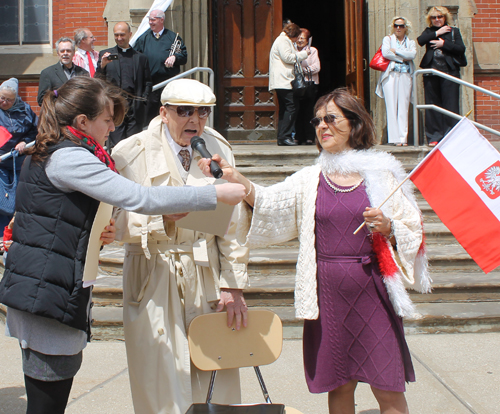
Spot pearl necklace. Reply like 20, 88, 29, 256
322, 170, 364, 193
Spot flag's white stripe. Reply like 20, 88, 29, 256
438, 118, 500, 219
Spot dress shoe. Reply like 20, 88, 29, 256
277, 138, 298, 146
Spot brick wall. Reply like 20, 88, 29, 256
52, 1, 108, 47
473, 0, 500, 141
474, 75, 500, 141
472, 0, 500, 43
16, 1, 109, 116
18, 82, 41, 116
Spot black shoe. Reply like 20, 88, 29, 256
277, 138, 298, 146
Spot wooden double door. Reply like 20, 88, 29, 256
212, 0, 366, 141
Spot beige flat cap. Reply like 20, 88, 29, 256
161, 78, 216, 106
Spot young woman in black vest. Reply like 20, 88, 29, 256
0, 76, 245, 414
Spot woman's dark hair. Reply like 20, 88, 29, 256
28, 77, 127, 161
283, 23, 301, 39
313, 88, 377, 151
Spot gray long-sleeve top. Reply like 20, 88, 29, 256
6, 146, 218, 355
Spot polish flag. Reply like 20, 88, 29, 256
0, 126, 12, 148
410, 118, 500, 273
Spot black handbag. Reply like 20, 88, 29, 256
291, 61, 307, 98
185, 403, 285, 414
292, 62, 315, 98
0, 150, 18, 216
451, 28, 467, 67
302, 66, 317, 99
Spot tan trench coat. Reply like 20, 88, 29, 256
113, 117, 249, 414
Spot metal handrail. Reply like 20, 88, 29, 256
412, 68, 500, 146
152, 67, 215, 128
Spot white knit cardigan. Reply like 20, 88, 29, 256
239, 149, 432, 319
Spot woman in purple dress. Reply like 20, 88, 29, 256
199, 88, 431, 414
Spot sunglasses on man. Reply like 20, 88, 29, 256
165, 105, 212, 119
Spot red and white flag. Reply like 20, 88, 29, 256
410, 118, 500, 273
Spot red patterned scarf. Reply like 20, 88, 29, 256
67, 126, 117, 173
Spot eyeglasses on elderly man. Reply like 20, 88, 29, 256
164, 104, 212, 119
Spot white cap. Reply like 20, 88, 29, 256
160, 79, 216, 106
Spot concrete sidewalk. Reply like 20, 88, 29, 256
1, 323, 499, 414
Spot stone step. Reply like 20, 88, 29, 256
87, 300, 500, 341
92, 242, 498, 314
96, 235, 477, 286
232, 145, 430, 185
233, 145, 429, 185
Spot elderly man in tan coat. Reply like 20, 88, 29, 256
112, 79, 249, 414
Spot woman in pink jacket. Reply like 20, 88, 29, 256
295, 28, 321, 145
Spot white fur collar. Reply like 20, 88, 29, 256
317, 149, 418, 210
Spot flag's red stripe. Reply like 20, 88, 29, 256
411, 150, 500, 273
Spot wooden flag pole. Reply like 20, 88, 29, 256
352, 174, 412, 235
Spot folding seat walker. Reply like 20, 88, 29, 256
186, 309, 303, 414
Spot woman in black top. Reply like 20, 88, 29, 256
417, 6, 466, 146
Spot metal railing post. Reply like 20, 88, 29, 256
412, 70, 419, 147
412, 68, 500, 145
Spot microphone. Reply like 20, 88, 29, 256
190, 136, 223, 179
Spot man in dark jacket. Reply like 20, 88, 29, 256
134, 9, 188, 124
37, 37, 89, 107
96, 22, 152, 150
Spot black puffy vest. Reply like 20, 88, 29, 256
0, 140, 100, 332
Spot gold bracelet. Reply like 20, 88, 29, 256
245, 182, 253, 198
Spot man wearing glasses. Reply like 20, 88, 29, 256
112, 78, 249, 414
134, 9, 188, 125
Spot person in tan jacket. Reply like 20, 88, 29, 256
112, 79, 249, 414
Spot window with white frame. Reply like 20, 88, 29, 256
0, 0, 49, 45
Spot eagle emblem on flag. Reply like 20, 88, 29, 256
476, 161, 500, 199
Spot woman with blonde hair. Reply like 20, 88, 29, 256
417, 6, 466, 146
376, 17, 416, 146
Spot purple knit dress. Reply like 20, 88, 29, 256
303, 174, 415, 393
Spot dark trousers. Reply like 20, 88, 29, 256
423, 72, 460, 143
25, 375, 74, 414
295, 86, 318, 144
108, 109, 143, 150
145, 88, 163, 125
275, 89, 299, 142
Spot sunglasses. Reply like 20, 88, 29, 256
310, 114, 345, 128
430, 15, 444, 19
166, 105, 212, 119
394, 24, 406, 29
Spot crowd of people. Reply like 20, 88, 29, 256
0, 5, 472, 414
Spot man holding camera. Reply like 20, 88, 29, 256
96, 22, 152, 149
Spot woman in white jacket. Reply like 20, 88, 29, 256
375, 17, 416, 146
269, 23, 309, 146
200, 88, 431, 414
